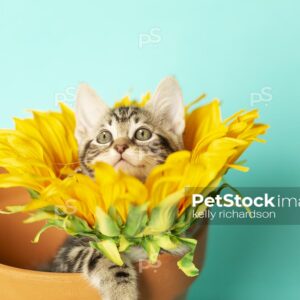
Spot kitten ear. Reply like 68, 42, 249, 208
146, 77, 185, 136
75, 83, 109, 143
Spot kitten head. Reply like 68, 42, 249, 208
75, 77, 185, 181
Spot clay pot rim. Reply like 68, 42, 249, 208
0, 251, 183, 282
0, 262, 83, 281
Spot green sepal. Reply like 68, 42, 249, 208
24, 210, 62, 224
195, 202, 207, 215
172, 206, 194, 235
43, 205, 67, 217
27, 189, 40, 199
108, 206, 123, 227
95, 206, 120, 237
209, 184, 251, 213
0, 205, 26, 214
90, 239, 124, 266
176, 237, 199, 277
32, 219, 64, 243
142, 237, 160, 264
123, 203, 148, 237
119, 235, 133, 252
153, 234, 179, 251
142, 189, 185, 236
63, 215, 93, 236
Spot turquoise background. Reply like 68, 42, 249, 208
0, 1, 299, 299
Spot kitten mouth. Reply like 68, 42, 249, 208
114, 158, 144, 169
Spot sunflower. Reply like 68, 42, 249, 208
0, 94, 268, 276
0, 103, 78, 192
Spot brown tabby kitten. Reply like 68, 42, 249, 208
51, 77, 186, 300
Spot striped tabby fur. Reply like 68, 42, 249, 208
80, 104, 183, 181
51, 78, 186, 300
51, 237, 137, 300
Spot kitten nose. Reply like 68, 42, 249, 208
114, 144, 129, 154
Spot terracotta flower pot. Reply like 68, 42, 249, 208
0, 186, 208, 300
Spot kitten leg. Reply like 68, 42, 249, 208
83, 250, 138, 300
51, 238, 138, 300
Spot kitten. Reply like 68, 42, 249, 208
51, 77, 186, 300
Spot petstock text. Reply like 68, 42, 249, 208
189, 187, 300, 225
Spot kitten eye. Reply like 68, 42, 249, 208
96, 130, 112, 144
134, 128, 152, 141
